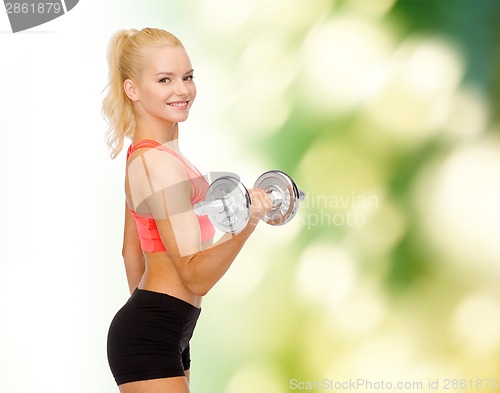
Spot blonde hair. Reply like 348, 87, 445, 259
101, 28, 184, 159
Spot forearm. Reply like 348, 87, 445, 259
123, 252, 145, 294
181, 221, 258, 296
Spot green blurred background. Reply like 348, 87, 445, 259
122, 0, 500, 391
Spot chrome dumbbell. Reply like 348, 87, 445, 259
193, 170, 305, 233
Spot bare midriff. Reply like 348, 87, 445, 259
137, 238, 213, 308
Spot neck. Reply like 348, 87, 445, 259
133, 118, 180, 151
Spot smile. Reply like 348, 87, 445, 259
167, 100, 189, 108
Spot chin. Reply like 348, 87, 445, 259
165, 114, 189, 123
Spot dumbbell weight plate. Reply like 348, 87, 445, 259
254, 170, 301, 226
204, 176, 251, 233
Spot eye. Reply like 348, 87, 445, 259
184, 75, 194, 82
159, 77, 171, 83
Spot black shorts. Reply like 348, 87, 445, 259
107, 288, 201, 386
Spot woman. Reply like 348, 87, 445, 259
102, 28, 272, 393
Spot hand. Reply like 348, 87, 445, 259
247, 188, 274, 227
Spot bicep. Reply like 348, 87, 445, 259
146, 179, 202, 258
128, 149, 202, 259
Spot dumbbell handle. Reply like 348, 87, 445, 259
194, 188, 305, 216
267, 188, 306, 206
193, 195, 229, 216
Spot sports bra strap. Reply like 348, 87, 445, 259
127, 139, 181, 161
126, 139, 205, 193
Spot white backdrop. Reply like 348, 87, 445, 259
0, 1, 226, 391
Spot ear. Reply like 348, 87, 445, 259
124, 79, 140, 101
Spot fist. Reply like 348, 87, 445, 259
247, 188, 274, 225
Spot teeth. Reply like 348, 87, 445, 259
168, 101, 188, 107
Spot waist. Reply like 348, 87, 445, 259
131, 288, 202, 313
139, 253, 203, 308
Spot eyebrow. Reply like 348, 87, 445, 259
155, 69, 194, 76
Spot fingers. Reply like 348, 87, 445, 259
248, 188, 273, 221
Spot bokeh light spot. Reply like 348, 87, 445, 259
417, 138, 500, 276
442, 84, 490, 141
364, 36, 465, 143
301, 15, 394, 113
295, 242, 356, 306
451, 291, 500, 356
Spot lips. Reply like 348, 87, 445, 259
167, 100, 189, 109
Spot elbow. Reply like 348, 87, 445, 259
122, 243, 142, 258
180, 256, 212, 297
187, 283, 211, 297
194, 288, 210, 297
184, 278, 212, 297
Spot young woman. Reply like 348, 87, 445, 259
102, 28, 272, 393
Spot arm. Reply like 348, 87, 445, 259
163, 204, 262, 296
122, 202, 145, 294
128, 149, 272, 297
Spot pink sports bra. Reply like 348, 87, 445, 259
126, 139, 215, 252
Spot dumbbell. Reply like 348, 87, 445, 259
193, 170, 305, 233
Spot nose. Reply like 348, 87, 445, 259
174, 79, 190, 97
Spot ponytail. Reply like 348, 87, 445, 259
102, 29, 137, 159
101, 28, 183, 159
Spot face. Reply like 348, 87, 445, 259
128, 46, 196, 124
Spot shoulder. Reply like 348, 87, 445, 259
126, 146, 189, 196
126, 146, 194, 217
